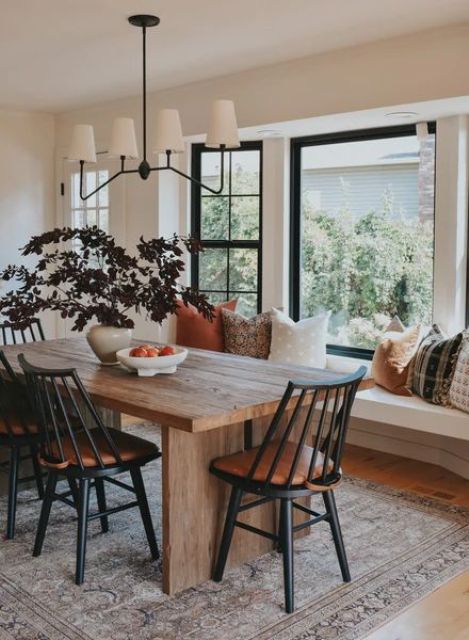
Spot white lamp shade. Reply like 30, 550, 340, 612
206, 99, 240, 149
153, 109, 185, 153
416, 122, 429, 142
68, 124, 97, 163
109, 117, 139, 159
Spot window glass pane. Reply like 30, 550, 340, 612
85, 172, 97, 207
87, 209, 97, 227
229, 248, 258, 291
201, 197, 229, 240
193, 144, 262, 314
231, 293, 257, 318
199, 248, 228, 291
99, 209, 109, 233
200, 291, 228, 305
72, 173, 81, 209
231, 196, 260, 240
72, 209, 85, 228
201, 152, 228, 195
70, 169, 110, 231
299, 133, 435, 350
231, 150, 260, 195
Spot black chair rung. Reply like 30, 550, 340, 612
234, 520, 279, 542
53, 494, 76, 508
18, 473, 45, 484
292, 501, 321, 518
104, 476, 136, 493
87, 500, 139, 522
238, 496, 274, 512
292, 512, 329, 533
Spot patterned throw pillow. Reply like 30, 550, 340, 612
449, 334, 469, 413
411, 325, 463, 405
268, 308, 330, 368
222, 309, 272, 359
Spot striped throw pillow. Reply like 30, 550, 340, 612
411, 325, 463, 405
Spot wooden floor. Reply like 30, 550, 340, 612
342, 443, 469, 640
343, 443, 469, 506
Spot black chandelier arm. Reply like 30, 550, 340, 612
163, 146, 227, 195
166, 165, 225, 195
78, 158, 126, 201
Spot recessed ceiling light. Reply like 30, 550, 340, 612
256, 128, 282, 138
385, 111, 419, 120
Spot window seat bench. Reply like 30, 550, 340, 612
326, 354, 469, 442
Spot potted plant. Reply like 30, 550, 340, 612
0, 226, 213, 364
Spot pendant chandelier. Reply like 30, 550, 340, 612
68, 14, 240, 201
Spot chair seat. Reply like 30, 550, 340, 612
212, 439, 331, 486
44, 428, 159, 469
0, 414, 38, 437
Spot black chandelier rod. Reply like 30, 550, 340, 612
142, 23, 148, 164
78, 16, 227, 202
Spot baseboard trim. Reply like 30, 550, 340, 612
348, 418, 469, 480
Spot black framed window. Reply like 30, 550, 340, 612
191, 141, 263, 316
290, 124, 436, 359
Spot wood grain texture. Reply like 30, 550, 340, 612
162, 421, 277, 594
0, 337, 373, 433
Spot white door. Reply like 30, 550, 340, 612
59, 157, 125, 336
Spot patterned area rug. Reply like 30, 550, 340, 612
0, 424, 468, 640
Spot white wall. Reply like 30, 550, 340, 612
56, 22, 469, 146
0, 110, 56, 337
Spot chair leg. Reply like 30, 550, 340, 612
279, 498, 294, 614
67, 478, 79, 510
6, 448, 20, 539
76, 478, 91, 586
130, 466, 159, 560
30, 445, 45, 500
33, 472, 58, 556
323, 490, 351, 583
95, 478, 109, 533
213, 486, 243, 582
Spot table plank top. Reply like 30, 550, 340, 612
1, 337, 373, 432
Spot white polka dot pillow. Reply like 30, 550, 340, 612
268, 308, 330, 369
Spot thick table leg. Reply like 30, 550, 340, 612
161, 422, 277, 596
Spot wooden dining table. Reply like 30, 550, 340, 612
1, 337, 373, 595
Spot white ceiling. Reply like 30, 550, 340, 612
2, 0, 469, 113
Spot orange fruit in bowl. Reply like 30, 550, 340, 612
145, 347, 160, 357
130, 346, 148, 358
159, 345, 175, 357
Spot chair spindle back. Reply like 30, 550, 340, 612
0, 350, 35, 440
0, 318, 45, 345
18, 354, 124, 471
247, 367, 367, 489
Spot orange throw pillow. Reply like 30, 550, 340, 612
371, 325, 421, 396
176, 299, 237, 352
